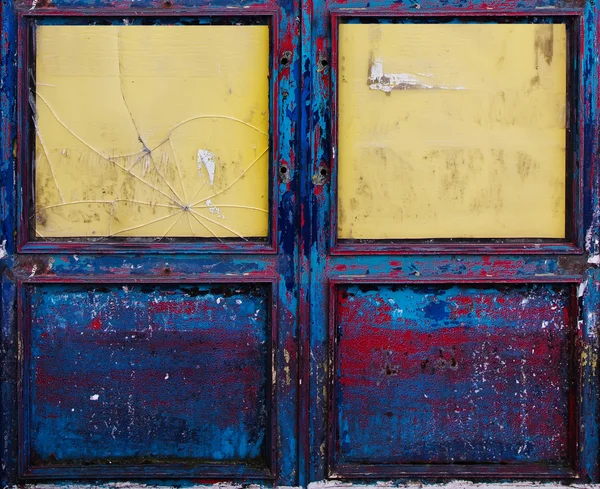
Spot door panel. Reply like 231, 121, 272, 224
332, 283, 574, 472
22, 281, 274, 478
1, 0, 600, 484
337, 23, 568, 240
34, 24, 270, 239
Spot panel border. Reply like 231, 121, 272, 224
17, 274, 279, 480
16, 8, 281, 254
329, 10, 585, 255
327, 276, 582, 480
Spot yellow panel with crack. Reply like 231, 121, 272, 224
337, 23, 567, 239
35, 25, 269, 238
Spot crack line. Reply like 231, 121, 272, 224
116, 29, 150, 153
115, 31, 184, 206
161, 210, 184, 238
168, 138, 188, 203
110, 210, 183, 237
188, 209, 224, 243
193, 203, 268, 213
38, 199, 179, 211
35, 133, 66, 204
35, 91, 182, 207
189, 208, 247, 241
186, 212, 196, 237
189, 181, 207, 205
146, 152, 185, 206
161, 115, 268, 145
30, 93, 66, 203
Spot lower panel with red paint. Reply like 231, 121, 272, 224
332, 283, 576, 477
21, 282, 273, 478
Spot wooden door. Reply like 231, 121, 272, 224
303, 1, 600, 484
0, 3, 300, 487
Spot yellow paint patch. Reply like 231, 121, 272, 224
34, 25, 269, 238
337, 24, 567, 239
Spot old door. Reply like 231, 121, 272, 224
304, 0, 600, 485
2, 0, 600, 486
0, 1, 300, 486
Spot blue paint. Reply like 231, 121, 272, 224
27, 284, 269, 467
422, 298, 449, 321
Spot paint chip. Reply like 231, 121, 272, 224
197, 149, 216, 186
578, 280, 588, 298
89, 394, 99, 401
367, 58, 466, 93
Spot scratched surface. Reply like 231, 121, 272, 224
337, 23, 567, 239
334, 284, 572, 465
27, 283, 270, 466
34, 25, 270, 238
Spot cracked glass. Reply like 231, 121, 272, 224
33, 25, 270, 239
337, 23, 567, 240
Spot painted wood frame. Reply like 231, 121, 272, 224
16, 10, 281, 254
329, 11, 584, 255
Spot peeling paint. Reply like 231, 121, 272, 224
307, 482, 600, 489
578, 279, 588, 297
197, 148, 217, 186
26, 283, 270, 466
588, 254, 600, 265
336, 284, 571, 465
10, 485, 600, 489
367, 58, 466, 93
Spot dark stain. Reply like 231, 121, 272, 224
535, 25, 554, 67
516, 151, 535, 179
36, 208, 48, 227
358, 284, 379, 293
384, 363, 398, 376
558, 254, 591, 274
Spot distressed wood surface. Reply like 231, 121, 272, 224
334, 284, 573, 466
0, 0, 598, 484
25, 283, 270, 470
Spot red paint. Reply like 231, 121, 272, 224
90, 317, 102, 330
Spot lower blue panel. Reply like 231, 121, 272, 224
333, 283, 575, 473
23, 283, 271, 474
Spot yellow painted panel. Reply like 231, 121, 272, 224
338, 24, 567, 239
35, 25, 269, 238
